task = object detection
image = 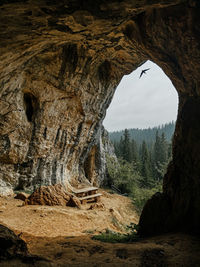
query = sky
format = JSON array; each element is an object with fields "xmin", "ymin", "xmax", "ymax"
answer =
[{"xmin": 103, "ymin": 60, "xmax": 178, "ymax": 132}]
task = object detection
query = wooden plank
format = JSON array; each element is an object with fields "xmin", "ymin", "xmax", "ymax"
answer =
[
  {"xmin": 74, "ymin": 186, "xmax": 98, "ymax": 194},
  {"xmin": 78, "ymin": 193, "xmax": 102, "ymax": 201}
]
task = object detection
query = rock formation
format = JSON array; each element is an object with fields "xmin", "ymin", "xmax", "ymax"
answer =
[
  {"xmin": 84, "ymin": 125, "xmax": 118, "ymax": 186},
  {"xmin": 27, "ymin": 184, "xmax": 71, "ymax": 206},
  {"xmin": 0, "ymin": 0, "xmax": 200, "ymax": 235},
  {"xmin": 15, "ymin": 192, "xmax": 30, "ymax": 201},
  {"xmin": 26, "ymin": 184, "xmax": 81, "ymax": 208},
  {"xmin": 0, "ymin": 224, "xmax": 47, "ymax": 264},
  {"xmin": 0, "ymin": 224, "xmax": 28, "ymax": 261}
]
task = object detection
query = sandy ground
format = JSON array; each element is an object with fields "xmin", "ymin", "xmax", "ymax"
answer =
[
  {"xmin": 0, "ymin": 190, "xmax": 200, "ymax": 266},
  {"xmin": 0, "ymin": 190, "xmax": 138, "ymax": 237}
]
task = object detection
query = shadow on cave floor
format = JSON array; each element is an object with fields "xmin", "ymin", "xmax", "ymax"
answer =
[
  {"xmin": 0, "ymin": 194, "xmax": 200, "ymax": 266},
  {"xmin": 3, "ymin": 232, "xmax": 199, "ymax": 267}
]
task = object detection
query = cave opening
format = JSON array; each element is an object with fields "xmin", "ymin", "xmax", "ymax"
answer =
[
  {"xmin": 103, "ymin": 60, "xmax": 178, "ymax": 213},
  {"xmin": 23, "ymin": 92, "xmax": 38, "ymax": 122},
  {"xmin": 84, "ymin": 145, "xmax": 98, "ymax": 185}
]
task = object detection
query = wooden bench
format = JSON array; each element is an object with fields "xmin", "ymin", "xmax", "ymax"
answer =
[
  {"xmin": 67, "ymin": 184, "xmax": 101, "ymax": 204},
  {"xmin": 74, "ymin": 187, "xmax": 98, "ymax": 198},
  {"xmin": 78, "ymin": 193, "xmax": 102, "ymax": 204}
]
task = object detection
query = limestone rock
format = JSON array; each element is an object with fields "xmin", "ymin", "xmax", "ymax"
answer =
[
  {"xmin": 0, "ymin": 224, "xmax": 49, "ymax": 264},
  {"xmin": 138, "ymin": 192, "xmax": 172, "ymax": 236},
  {"xmin": 27, "ymin": 184, "xmax": 70, "ymax": 206},
  {"xmin": 0, "ymin": 179, "xmax": 14, "ymax": 197},
  {"xmin": 84, "ymin": 125, "xmax": 118, "ymax": 186},
  {"xmin": 0, "ymin": 224, "xmax": 28, "ymax": 260},
  {"xmin": 15, "ymin": 192, "xmax": 30, "ymax": 201}
]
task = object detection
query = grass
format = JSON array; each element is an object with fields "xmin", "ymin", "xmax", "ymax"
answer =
[{"xmin": 92, "ymin": 225, "xmax": 140, "ymax": 243}]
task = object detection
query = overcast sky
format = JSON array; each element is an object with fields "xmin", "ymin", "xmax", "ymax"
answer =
[{"xmin": 103, "ymin": 60, "xmax": 178, "ymax": 132}]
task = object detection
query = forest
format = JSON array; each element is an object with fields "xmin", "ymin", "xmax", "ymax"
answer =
[
  {"xmin": 109, "ymin": 121, "xmax": 175, "ymax": 144},
  {"xmin": 106, "ymin": 122, "xmax": 175, "ymax": 213}
]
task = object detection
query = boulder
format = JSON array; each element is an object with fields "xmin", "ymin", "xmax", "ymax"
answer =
[
  {"xmin": 27, "ymin": 184, "xmax": 70, "ymax": 206},
  {"xmin": 0, "ymin": 224, "xmax": 49, "ymax": 264},
  {"xmin": 15, "ymin": 192, "xmax": 29, "ymax": 201},
  {"xmin": 67, "ymin": 196, "xmax": 82, "ymax": 209},
  {"xmin": 0, "ymin": 224, "xmax": 28, "ymax": 260},
  {"xmin": 138, "ymin": 192, "xmax": 172, "ymax": 236}
]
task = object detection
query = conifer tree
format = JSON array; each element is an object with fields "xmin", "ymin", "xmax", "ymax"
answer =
[
  {"xmin": 130, "ymin": 139, "xmax": 138, "ymax": 163},
  {"xmin": 140, "ymin": 141, "xmax": 152, "ymax": 187},
  {"xmin": 122, "ymin": 129, "xmax": 132, "ymax": 163},
  {"xmin": 160, "ymin": 132, "xmax": 167, "ymax": 163}
]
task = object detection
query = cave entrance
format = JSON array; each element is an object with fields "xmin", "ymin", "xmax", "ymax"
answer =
[
  {"xmin": 23, "ymin": 92, "xmax": 38, "ymax": 122},
  {"xmin": 103, "ymin": 60, "xmax": 178, "ymax": 211},
  {"xmin": 84, "ymin": 145, "xmax": 98, "ymax": 186}
]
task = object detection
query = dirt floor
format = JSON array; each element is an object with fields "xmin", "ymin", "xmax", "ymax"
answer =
[{"xmin": 0, "ymin": 190, "xmax": 200, "ymax": 266}]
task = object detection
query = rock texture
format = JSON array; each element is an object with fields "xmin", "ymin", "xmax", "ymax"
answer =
[
  {"xmin": 0, "ymin": 0, "xmax": 200, "ymax": 235},
  {"xmin": 84, "ymin": 125, "xmax": 118, "ymax": 186},
  {"xmin": 0, "ymin": 224, "xmax": 46, "ymax": 264},
  {"xmin": 15, "ymin": 192, "xmax": 30, "ymax": 201},
  {"xmin": 0, "ymin": 224, "xmax": 28, "ymax": 260},
  {"xmin": 27, "ymin": 184, "xmax": 70, "ymax": 206}
]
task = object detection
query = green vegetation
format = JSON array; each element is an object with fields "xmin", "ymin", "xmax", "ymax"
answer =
[
  {"xmin": 92, "ymin": 225, "xmax": 139, "ymax": 243},
  {"xmin": 106, "ymin": 125, "xmax": 174, "ymax": 213}
]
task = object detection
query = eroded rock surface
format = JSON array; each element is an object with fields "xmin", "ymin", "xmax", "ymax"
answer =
[
  {"xmin": 0, "ymin": 0, "xmax": 200, "ymax": 235},
  {"xmin": 0, "ymin": 224, "xmax": 47, "ymax": 265},
  {"xmin": 84, "ymin": 126, "xmax": 118, "ymax": 186},
  {"xmin": 0, "ymin": 224, "xmax": 28, "ymax": 260},
  {"xmin": 27, "ymin": 184, "xmax": 70, "ymax": 206}
]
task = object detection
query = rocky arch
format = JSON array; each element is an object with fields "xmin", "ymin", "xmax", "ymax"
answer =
[{"xmin": 0, "ymin": 0, "xmax": 199, "ymax": 235}]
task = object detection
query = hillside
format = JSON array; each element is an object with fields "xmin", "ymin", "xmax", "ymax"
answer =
[{"xmin": 109, "ymin": 122, "xmax": 175, "ymax": 144}]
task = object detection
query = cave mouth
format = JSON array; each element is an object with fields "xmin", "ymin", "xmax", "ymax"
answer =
[
  {"xmin": 103, "ymin": 60, "xmax": 178, "ymax": 213},
  {"xmin": 84, "ymin": 145, "xmax": 98, "ymax": 185},
  {"xmin": 23, "ymin": 92, "xmax": 38, "ymax": 122}
]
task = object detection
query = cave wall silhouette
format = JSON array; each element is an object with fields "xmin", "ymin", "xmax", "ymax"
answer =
[{"xmin": 0, "ymin": 0, "xmax": 199, "ymax": 235}]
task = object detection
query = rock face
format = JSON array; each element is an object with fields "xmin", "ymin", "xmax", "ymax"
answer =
[
  {"xmin": 98, "ymin": 126, "xmax": 118, "ymax": 186},
  {"xmin": 84, "ymin": 125, "xmax": 118, "ymax": 186},
  {"xmin": 0, "ymin": 0, "xmax": 200, "ymax": 235}
]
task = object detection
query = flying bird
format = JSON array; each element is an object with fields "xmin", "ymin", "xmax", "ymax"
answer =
[{"xmin": 139, "ymin": 68, "xmax": 150, "ymax": 78}]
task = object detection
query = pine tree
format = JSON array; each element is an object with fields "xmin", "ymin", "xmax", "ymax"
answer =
[
  {"xmin": 154, "ymin": 131, "xmax": 161, "ymax": 165},
  {"xmin": 122, "ymin": 129, "xmax": 132, "ymax": 163},
  {"xmin": 160, "ymin": 132, "xmax": 167, "ymax": 163},
  {"xmin": 130, "ymin": 139, "xmax": 138, "ymax": 162},
  {"xmin": 153, "ymin": 131, "xmax": 169, "ymax": 180},
  {"xmin": 140, "ymin": 141, "xmax": 152, "ymax": 187},
  {"xmin": 118, "ymin": 136, "xmax": 124, "ymax": 158}
]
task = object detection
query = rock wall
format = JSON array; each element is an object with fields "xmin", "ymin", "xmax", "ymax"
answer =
[
  {"xmin": 0, "ymin": 0, "xmax": 200, "ymax": 234},
  {"xmin": 94, "ymin": 126, "xmax": 118, "ymax": 186}
]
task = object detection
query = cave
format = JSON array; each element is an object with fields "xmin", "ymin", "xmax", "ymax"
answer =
[
  {"xmin": 23, "ymin": 93, "xmax": 37, "ymax": 122},
  {"xmin": 0, "ymin": 0, "xmax": 200, "ymax": 238},
  {"xmin": 84, "ymin": 145, "xmax": 98, "ymax": 185}
]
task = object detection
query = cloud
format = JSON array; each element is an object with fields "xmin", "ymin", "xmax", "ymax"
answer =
[{"xmin": 103, "ymin": 60, "xmax": 178, "ymax": 131}]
